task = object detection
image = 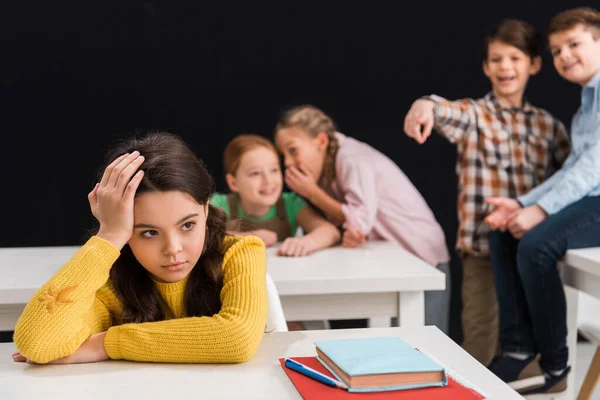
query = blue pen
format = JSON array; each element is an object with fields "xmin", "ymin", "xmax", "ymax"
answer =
[{"xmin": 284, "ymin": 358, "xmax": 348, "ymax": 390}]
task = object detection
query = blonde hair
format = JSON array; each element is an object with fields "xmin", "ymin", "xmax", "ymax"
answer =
[
  {"xmin": 223, "ymin": 134, "xmax": 278, "ymax": 176},
  {"xmin": 275, "ymin": 105, "xmax": 339, "ymax": 187},
  {"xmin": 548, "ymin": 7, "xmax": 600, "ymax": 38}
]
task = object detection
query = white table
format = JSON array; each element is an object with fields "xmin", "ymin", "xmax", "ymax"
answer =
[
  {"xmin": 0, "ymin": 241, "xmax": 446, "ymax": 331},
  {"xmin": 266, "ymin": 241, "xmax": 445, "ymax": 327},
  {"xmin": 558, "ymin": 249, "xmax": 600, "ymax": 400},
  {"xmin": 562, "ymin": 248, "xmax": 600, "ymax": 299},
  {"xmin": 0, "ymin": 326, "xmax": 521, "ymax": 399}
]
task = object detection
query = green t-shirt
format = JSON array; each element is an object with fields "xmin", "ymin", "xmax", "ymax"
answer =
[{"xmin": 210, "ymin": 192, "xmax": 306, "ymax": 237}]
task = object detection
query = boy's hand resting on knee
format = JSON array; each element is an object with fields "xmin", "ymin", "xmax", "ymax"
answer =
[
  {"xmin": 404, "ymin": 99, "xmax": 436, "ymax": 144},
  {"xmin": 507, "ymin": 205, "xmax": 548, "ymax": 239},
  {"xmin": 342, "ymin": 226, "xmax": 366, "ymax": 248},
  {"xmin": 12, "ymin": 332, "xmax": 109, "ymax": 365},
  {"xmin": 276, "ymin": 237, "xmax": 316, "ymax": 257},
  {"xmin": 485, "ymin": 197, "xmax": 547, "ymax": 238},
  {"xmin": 484, "ymin": 197, "xmax": 522, "ymax": 230}
]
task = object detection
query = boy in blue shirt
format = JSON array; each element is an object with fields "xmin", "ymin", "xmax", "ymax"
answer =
[{"xmin": 484, "ymin": 7, "xmax": 600, "ymax": 396}]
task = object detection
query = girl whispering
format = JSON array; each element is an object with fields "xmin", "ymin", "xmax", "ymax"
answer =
[
  {"xmin": 274, "ymin": 105, "xmax": 451, "ymax": 332},
  {"xmin": 211, "ymin": 134, "xmax": 340, "ymax": 257}
]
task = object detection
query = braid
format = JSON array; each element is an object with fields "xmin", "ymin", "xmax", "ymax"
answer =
[
  {"xmin": 320, "ymin": 134, "xmax": 339, "ymax": 188},
  {"xmin": 275, "ymin": 104, "xmax": 339, "ymax": 187}
]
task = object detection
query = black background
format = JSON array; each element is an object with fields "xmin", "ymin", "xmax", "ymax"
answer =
[{"xmin": 0, "ymin": 1, "xmax": 586, "ymax": 342}]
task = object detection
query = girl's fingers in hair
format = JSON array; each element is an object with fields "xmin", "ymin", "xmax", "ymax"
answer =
[
  {"xmin": 99, "ymin": 153, "xmax": 129, "ymax": 188},
  {"xmin": 123, "ymin": 170, "xmax": 145, "ymax": 204},
  {"xmin": 114, "ymin": 154, "xmax": 145, "ymax": 193},
  {"xmin": 107, "ymin": 151, "xmax": 140, "ymax": 188}
]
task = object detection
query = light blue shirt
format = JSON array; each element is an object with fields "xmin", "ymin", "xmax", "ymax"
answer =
[{"xmin": 519, "ymin": 70, "xmax": 600, "ymax": 214}]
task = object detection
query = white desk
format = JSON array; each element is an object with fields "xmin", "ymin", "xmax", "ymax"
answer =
[
  {"xmin": 0, "ymin": 241, "xmax": 445, "ymax": 331},
  {"xmin": 266, "ymin": 241, "xmax": 445, "ymax": 327},
  {"xmin": 0, "ymin": 326, "xmax": 521, "ymax": 400},
  {"xmin": 558, "ymin": 248, "xmax": 600, "ymax": 400}
]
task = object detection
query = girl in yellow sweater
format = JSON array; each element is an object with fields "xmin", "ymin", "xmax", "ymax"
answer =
[{"xmin": 12, "ymin": 132, "xmax": 268, "ymax": 365}]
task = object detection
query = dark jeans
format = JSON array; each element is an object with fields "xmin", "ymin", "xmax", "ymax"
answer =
[{"xmin": 489, "ymin": 195, "xmax": 600, "ymax": 371}]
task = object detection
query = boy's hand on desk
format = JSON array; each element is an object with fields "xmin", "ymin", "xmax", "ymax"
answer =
[
  {"xmin": 342, "ymin": 227, "xmax": 366, "ymax": 248},
  {"xmin": 277, "ymin": 237, "xmax": 316, "ymax": 257},
  {"xmin": 484, "ymin": 197, "xmax": 522, "ymax": 230},
  {"xmin": 404, "ymin": 99, "xmax": 435, "ymax": 144},
  {"xmin": 12, "ymin": 332, "xmax": 109, "ymax": 365},
  {"xmin": 507, "ymin": 205, "xmax": 547, "ymax": 239}
]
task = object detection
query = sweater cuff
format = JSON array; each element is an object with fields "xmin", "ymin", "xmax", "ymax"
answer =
[
  {"xmin": 340, "ymin": 204, "xmax": 370, "ymax": 233},
  {"xmin": 536, "ymin": 197, "xmax": 559, "ymax": 215},
  {"xmin": 104, "ymin": 326, "xmax": 122, "ymax": 360},
  {"xmin": 88, "ymin": 234, "xmax": 120, "ymax": 254},
  {"xmin": 517, "ymin": 193, "xmax": 536, "ymax": 208}
]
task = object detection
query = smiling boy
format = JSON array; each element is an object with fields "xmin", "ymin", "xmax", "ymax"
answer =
[
  {"xmin": 484, "ymin": 7, "xmax": 600, "ymax": 395},
  {"xmin": 403, "ymin": 19, "xmax": 570, "ymax": 366}
]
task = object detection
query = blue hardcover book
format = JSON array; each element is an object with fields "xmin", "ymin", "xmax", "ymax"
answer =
[{"xmin": 314, "ymin": 337, "xmax": 448, "ymax": 393}]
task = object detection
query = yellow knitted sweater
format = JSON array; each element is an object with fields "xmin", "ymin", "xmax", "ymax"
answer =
[{"xmin": 14, "ymin": 235, "xmax": 268, "ymax": 364}]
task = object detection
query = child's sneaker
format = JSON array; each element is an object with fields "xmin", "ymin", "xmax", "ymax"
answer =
[
  {"xmin": 487, "ymin": 354, "xmax": 545, "ymax": 392},
  {"xmin": 520, "ymin": 366, "xmax": 570, "ymax": 397}
]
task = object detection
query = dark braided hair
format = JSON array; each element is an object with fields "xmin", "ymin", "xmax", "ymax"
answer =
[{"xmin": 275, "ymin": 105, "xmax": 339, "ymax": 188}]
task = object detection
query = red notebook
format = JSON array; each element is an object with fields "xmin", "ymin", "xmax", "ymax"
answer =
[{"xmin": 279, "ymin": 357, "xmax": 485, "ymax": 399}]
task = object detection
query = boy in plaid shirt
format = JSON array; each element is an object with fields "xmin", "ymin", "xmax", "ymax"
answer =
[{"xmin": 403, "ymin": 19, "xmax": 570, "ymax": 367}]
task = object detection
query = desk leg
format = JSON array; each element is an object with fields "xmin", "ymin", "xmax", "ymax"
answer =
[
  {"xmin": 398, "ymin": 291, "xmax": 425, "ymax": 327},
  {"xmin": 565, "ymin": 286, "xmax": 578, "ymax": 400}
]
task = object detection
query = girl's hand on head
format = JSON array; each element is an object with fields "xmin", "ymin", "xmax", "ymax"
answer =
[
  {"xmin": 404, "ymin": 99, "xmax": 435, "ymax": 145},
  {"xmin": 342, "ymin": 227, "xmax": 366, "ymax": 248},
  {"xmin": 252, "ymin": 229, "xmax": 278, "ymax": 247},
  {"xmin": 90, "ymin": 151, "xmax": 145, "ymax": 249},
  {"xmin": 276, "ymin": 237, "xmax": 316, "ymax": 257},
  {"xmin": 285, "ymin": 164, "xmax": 319, "ymax": 199}
]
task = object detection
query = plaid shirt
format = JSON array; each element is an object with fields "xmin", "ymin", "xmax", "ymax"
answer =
[{"xmin": 428, "ymin": 92, "xmax": 570, "ymax": 256}]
